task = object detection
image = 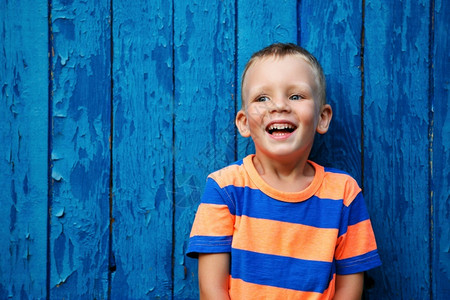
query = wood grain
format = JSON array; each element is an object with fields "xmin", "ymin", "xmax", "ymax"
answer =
[
  {"xmin": 364, "ymin": 0, "xmax": 431, "ymax": 298},
  {"xmin": 173, "ymin": 1, "xmax": 236, "ymax": 298},
  {"xmin": 432, "ymin": 0, "xmax": 450, "ymax": 298},
  {"xmin": 111, "ymin": 0, "xmax": 174, "ymax": 298},
  {"xmin": 50, "ymin": 0, "xmax": 111, "ymax": 297},
  {"xmin": 0, "ymin": 1, "xmax": 48, "ymax": 298}
]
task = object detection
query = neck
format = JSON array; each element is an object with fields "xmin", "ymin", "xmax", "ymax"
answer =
[{"xmin": 252, "ymin": 152, "xmax": 315, "ymax": 192}]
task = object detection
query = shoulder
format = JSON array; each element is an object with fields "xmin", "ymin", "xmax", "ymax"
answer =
[
  {"xmin": 323, "ymin": 166, "xmax": 359, "ymax": 187},
  {"xmin": 200, "ymin": 159, "xmax": 248, "ymax": 212},
  {"xmin": 313, "ymin": 163, "xmax": 362, "ymax": 206},
  {"xmin": 208, "ymin": 158, "xmax": 247, "ymax": 189}
]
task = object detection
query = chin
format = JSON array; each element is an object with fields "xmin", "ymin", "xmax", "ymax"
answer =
[
  {"xmin": 257, "ymin": 143, "xmax": 313, "ymax": 160},
  {"xmin": 259, "ymin": 148, "xmax": 302, "ymax": 160}
]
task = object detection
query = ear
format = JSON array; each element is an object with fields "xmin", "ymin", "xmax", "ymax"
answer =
[
  {"xmin": 316, "ymin": 104, "xmax": 332, "ymax": 134},
  {"xmin": 235, "ymin": 110, "xmax": 251, "ymax": 138}
]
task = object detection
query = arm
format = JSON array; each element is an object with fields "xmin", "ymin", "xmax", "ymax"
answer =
[
  {"xmin": 334, "ymin": 272, "xmax": 364, "ymax": 300},
  {"xmin": 198, "ymin": 253, "xmax": 230, "ymax": 300}
]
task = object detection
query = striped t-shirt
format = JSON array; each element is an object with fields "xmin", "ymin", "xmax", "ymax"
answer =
[{"xmin": 187, "ymin": 155, "xmax": 381, "ymax": 299}]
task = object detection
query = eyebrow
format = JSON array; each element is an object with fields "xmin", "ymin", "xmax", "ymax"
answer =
[{"xmin": 247, "ymin": 82, "xmax": 314, "ymax": 95}]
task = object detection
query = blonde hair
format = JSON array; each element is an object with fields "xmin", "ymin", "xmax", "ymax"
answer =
[{"xmin": 241, "ymin": 43, "xmax": 326, "ymax": 108}]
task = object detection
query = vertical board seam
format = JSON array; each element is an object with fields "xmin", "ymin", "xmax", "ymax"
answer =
[
  {"xmin": 428, "ymin": 0, "xmax": 435, "ymax": 297},
  {"xmin": 296, "ymin": 0, "xmax": 302, "ymax": 45},
  {"xmin": 360, "ymin": 0, "xmax": 366, "ymax": 192},
  {"xmin": 234, "ymin": 0, "xmax": 238, "ymax": 161},
  {"xmin": 171, "ymin": 0, "xmax": 176, "ymax": 297},
  {"xmin": 108, "ymin": 0, "xmax": 115, "ymax": 298},
  {"xmin": 360, "ymin": 1, "xmax": 366, "ymax": 297},
  {"xmin": 47, "ymin": 0, "xmax": 54, "ymax": 298}
]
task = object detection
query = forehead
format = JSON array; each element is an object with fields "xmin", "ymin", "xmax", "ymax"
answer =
[{"xmin": 242, "ymin": 54, "xmax": 318, "ymax": 91}]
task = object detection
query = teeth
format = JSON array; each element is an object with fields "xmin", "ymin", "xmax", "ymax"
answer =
[{"xmin": 268, "ymin": 124, "xmax": 295, "ymax": 131}]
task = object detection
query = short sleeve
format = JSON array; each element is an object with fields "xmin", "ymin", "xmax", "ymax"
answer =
[
  {"xmin": 186, "ymin": 177, "xmax": 235, "ymax": 258},
  {"xmin": 335, "ymin": 190, "xmax": 382, "ymax": 275}
]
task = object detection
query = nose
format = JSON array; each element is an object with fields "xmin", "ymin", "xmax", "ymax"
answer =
[{"xmin": 269, "ymin": 96, "xmax": 291, "ymax": 113}]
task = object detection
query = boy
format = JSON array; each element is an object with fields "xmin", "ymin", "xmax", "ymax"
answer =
[{"xmin": 187, "ymin": 43, "xmax": 381, "ymax": 299}]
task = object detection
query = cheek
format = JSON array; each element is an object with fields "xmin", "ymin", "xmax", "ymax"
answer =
[
  {"xmin": 247, "ymin": 115, "xmax": 263, "ymax": 132},
  {"xmin": 297, "ymin": 105, "xmax": 318, "ymax": 126},
  {"xmin": 246, "ymin": 107, "xmax": 265, "ymax": 126}
]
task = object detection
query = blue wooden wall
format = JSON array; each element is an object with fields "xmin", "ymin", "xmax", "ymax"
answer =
[{"xmin": 0, "ymin": 0, "xmax": 448, "ymax": 299}]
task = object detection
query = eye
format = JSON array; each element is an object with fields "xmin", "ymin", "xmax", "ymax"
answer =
[
  {"xmin": 290, "ymin": 94, "xmax": 302, "ymax": 101},
  {"xmin": 256, "ymin": 96, "xmax": 269, "ymax": 102}
]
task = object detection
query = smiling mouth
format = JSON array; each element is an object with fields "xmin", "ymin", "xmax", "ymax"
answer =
[{"xmin": 266, "ymin": 123, "xmax": 297, "ymax": 135}]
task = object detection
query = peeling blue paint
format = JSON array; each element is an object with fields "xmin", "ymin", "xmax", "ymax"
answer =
[
  {"xmin": 111, "ymin": 0, "xmax": 174, "ymax": 298},
  {"xmin": 151, "ymin": 44, "xmax": 173, "ymax": 93},
  {"xmin": 53, "ymin": 18, "xmax": 75, "ymax": 41},
  {"xmin": 49, "ymin": 0, "xmax": 111, "ymax": 298},
  {"xmin": 9, "ymin": 205, "xmax": 17, "ymax": 233},
  {"xmin": 432, "ymin": 0, "xmax": 450, "ymax": 297},
  {"xmin": 55, "ymin": 207, "xmax": 64, "ymax": 218},
  {"xmin": 54, "ymin": 231, "xmax": 66, "ymax": 276},
  {"xmin": 22, "ymin": 175, "xmax": 28, "ymax": 194},
  {"xmin": 173, "ymin": 1, "xmax": 239, "ymax": 298},
  {"xmin": 364, "ymin": 0, "xmax": 434, "ymax": 297}
]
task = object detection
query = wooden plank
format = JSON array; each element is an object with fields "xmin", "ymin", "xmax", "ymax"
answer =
[
  {"xmin": 110, "ymin": 0, "xmax": 174, "ymax": 298},
  {"xmin": 237, "ymin": 0, "xmax": 298, "ymax": 158},
  {"xmin": 363, "ymin": 0, "xmax": 431, "ymax": 298},
  {"xmin": 299, "ymin": 0, "xmax": 363, "ymax": 182},
  {"xmin": 0, "ymin": 1, "xmax": 48, "ymax": 298},
  {"xmin": 49, "ymin": 1, "xmax": 111, "ymax": 298},
  {"xmin": 432, "ymin": 0, "xmax": 450, "ymax": 298},
  {"xmin": 173, "ymin": 1, "xmax": 236, "ymax": 298}
]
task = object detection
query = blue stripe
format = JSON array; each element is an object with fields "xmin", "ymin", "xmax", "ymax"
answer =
[
  {"xmin": 231, "ymin": 248, "xmax": 333, "ymax": 293},
  {"xmin": 200, "ymin": 178, "xmax": 236, "ymax": 215},
  {"xmin": 230, "ymin": 159, "xmax": 244, "ymax": 166},
  {"xmin": 339, "ymin": 192, "xmax": 370, "ymax": 236},
  {"xmin": 336, "ymin": 249, "xmax": 382, "ymax": 275},
  {"xmin": 347, "ymin": 192, "xmax": 369, "ymax": 225},
  {"xmin": 186, "ymin": 235, "xmax": 233, "ymax": 258},
  {"xmin": 224, "ymin": 186, "xmax": 344, "ymax": 228},
  {"xmin": 324, "ymin": 167, "xmax": 351, "ymax": 175}
]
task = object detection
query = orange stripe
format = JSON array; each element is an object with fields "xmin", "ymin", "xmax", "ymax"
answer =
[
  {"xmin": 189, "ymin": 203, "xmax": 235, "ymax": 237},
  {"xmin": 229, "ymin": 275, "xmax": 335, "ymax": 299},
  {"xmin": 317, "ymin": 173, "xmax": 361, "ymax": 204},
  {"xmin": 335, "ymin": 219, "xmax": 377, "ymax": 260},
  {"xmin": 232, "ymin": 215, "xmax": 338, "ymax": 262},
  {"xmin": 209, "ymin": 164, "xmax": 260, "ymax": 190}
]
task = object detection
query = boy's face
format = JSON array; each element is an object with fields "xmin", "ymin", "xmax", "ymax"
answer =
[{"xmin": 236, "ymin": 54, "xmax": 331, "ymax": 161}]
